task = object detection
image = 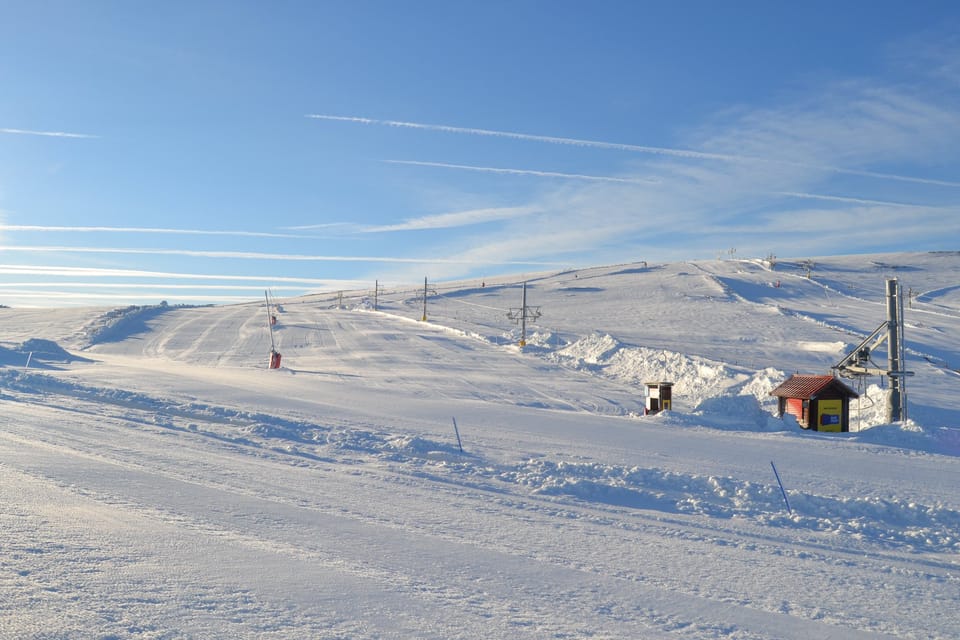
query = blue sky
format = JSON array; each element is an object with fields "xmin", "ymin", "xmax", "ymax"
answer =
[{"xmin": 2, "ymin": 1, "xmax": 959, "ymax": 307}]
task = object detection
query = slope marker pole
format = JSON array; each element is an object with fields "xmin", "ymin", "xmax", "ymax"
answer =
[
  {"xmin": 770, "ymin": 461, "xmax": 792, "ymax": 514},
  {"xmin": 452, "ymin": 417, "xmax": 463, "ymax": 453}
]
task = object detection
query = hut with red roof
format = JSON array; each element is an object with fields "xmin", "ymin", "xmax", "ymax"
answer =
[{"xmin": 769, "ymin": 374, "xmax": 859, "ymax": 432}]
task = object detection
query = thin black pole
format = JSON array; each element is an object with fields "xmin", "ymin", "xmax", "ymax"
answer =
[
  {"xmin": 452, "ymin": 417, "xmax": 463, "ymax": 453},
  {"xmin": 770, "ymin": 461, "xmax": 792, "ymax": 514}
]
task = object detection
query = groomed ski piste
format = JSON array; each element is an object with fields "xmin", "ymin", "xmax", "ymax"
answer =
[{"xmin": 1, "ymin": 251, "xmax": 959, "ymax": 639}]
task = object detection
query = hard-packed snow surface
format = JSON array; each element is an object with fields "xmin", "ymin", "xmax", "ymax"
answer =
[{"xmin": 1, "ymin": 252, "xmax": 959, "ymax": 639}]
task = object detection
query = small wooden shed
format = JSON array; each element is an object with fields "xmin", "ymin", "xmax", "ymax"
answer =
[
  {"xmin": 769, "ymin": 374, "xmax": 859, "ymax": 432},
  {"xmin": 644, "ymin": 381, "xmax": 673, "ymax": 415}
]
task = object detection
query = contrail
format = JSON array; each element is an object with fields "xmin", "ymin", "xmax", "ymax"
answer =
[
  {"xmin": 814, "ymin": 167, "xmax": 960, "ymax": 188},
  {"xmin": 0, "ymin": 264, "xmax": 340, "ymax": 285},
  {"xmin": 384, "ymin": 159, "xmax": 660, "ymax": 184},
  {"xmin": 0, "ymin": 286, "xmax": 263, "ymax": 309},
  {"xmin": 307, "ymin": 114, "xmax": 960, "ymax": 188},
  {"xmin": 282, "ymin": 222, "xmax": 357, "ymax": 232},
  {"xmin": 0, "ymin": 224, "xmax": 308, "ymax": 239},
  {"xmin": 0, "ymin": 290, "xmax": 257, "ymax": 304},
  {"xmin": 385, "ymin": 161, "xmax": 951, "ymax": 206},
  {"xmin": 0, "ymin": 282, "xmax": 306, "ymax": 291},
  {"xmin": 308, "ymin": 114, "xmax": 739, "ymax": 161},
  {"xmin": 0, "ymin": 245, "xmax": 565, "ymax": 266},
  {"xmin": 776, "ymin": 191, "xmax": 946, "ymax": 208},
  {"xmin": 1, "ymin": 127, "xmax": 98, "ymax": 138}
]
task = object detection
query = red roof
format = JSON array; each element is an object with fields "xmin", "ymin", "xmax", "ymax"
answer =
[{"xmin": 769, "ymin": 374, "xmax": 858, "ymax": 399}]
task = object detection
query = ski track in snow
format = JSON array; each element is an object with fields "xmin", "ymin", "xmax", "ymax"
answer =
[
  {"xmin": 4, "ymin": 368, "xmax": 958, "ymax": 558},
  {"xmin": 0, "ymin": 379, "xmax": 947, "ymax": 640}
]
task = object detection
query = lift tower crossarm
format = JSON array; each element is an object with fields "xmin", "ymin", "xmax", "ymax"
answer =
[{"xmin": 833, "ymin": 322, "xmax": 889, "ymax": 377}]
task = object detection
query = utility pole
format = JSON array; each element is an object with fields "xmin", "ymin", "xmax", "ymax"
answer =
[
  {"xmin": 374, "ymin": 280, "xmax": 378, "ymax": 311},
  {"xmin": 507, "ymin": 282, "xmax": 542, "ymax": 347},
  {"xmin": 833, "ymin": 278, "xmax": 912, "ymax": 422},
  {"xmin": 418, "ymin": 277, "xmax": 436, "ymax": 321},
  {"xmin": 421, "ymin": 277, "xmax": 428, "ymax": 321}
]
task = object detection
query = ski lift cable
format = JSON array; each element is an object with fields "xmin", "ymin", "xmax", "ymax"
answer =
[{"xmin": 432, "ymin": 290, "xmax": 509, "ymax": 313}]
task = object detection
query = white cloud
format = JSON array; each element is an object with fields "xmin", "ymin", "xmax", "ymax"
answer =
[
  {"xmin": 693, "ymin": 82, "xmax": 960, "ymax": 187},
  {"xmin": 363, "ymin": 206, "xmax": 539, "ymax": 232},
  {"xmin": 756, "ymin": 205, "xmax": 956, "ymax": 237}
]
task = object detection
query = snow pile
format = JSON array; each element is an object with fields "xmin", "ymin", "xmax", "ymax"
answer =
[
  {"xmin": 19, "ymin": 338, "xmax": 78, "ymax": 361},
  {"xmin": 848, "ymin": 383, "xmax": 893, "ymax": 430},
  {"xmin": 385, "ymin": 434, "xmax": 465, "ymax": 461},
  {"xmin": 0, "ymin": 345, "xmax": 31, "ymax": 368},
  {"xmin": 501, "ymin": 457, "xmax": 960, "ymax": 553},
  {"xmin": 72, "ymin": 304, "xmax": 173, "ymax": 347},
  {"xmin": 797, "ymin": 340, "xmax": 846, "ymax": 353},
  {"xmin": 510, "ymin": 329, "xmax": 563, "ymax": 350},
  {"xmin": 0, "ymin": 338, "xmax": 90, "ymax": 369},
  {"xmin": 551, "ymin": 332, "xmax": 748, "ymax": 410},
  {"xmin": 688, "ymin": 367, "xmax": 790, "ymax": 430},
  {"xmin": 735, "ymin": 366, "xmax": 787, "ymax": 406}
]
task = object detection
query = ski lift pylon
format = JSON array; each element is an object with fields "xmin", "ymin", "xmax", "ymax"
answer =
[{"xmin": 265, "ymin": 290, "xmax": 281, "ymax": 369}]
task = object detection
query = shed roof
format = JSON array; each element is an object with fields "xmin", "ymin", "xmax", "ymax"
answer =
[{"xmin": 769, "ymin": 374, "xmax": 859, "ymax": 399}]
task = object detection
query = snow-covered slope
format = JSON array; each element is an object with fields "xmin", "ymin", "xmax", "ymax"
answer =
[{"xmin": 1, "ymin": 252, "xmax": 958, "ymax": 638}]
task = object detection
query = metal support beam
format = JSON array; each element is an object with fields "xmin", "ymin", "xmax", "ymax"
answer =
[
  {"xmin": 833, "ymin": 278, "xmax": 911, "ymax": 422},
  {"xmin": 886, "ymin": 278, "xmax": 905, "ymax": 422}
]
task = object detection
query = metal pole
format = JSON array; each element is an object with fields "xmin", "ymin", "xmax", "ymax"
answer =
[
  {"xmin": 452, "ymin": 417, "xmax": 463, "ymax": 453},
  {"xmin": 886, "ymin": 278, "xmax": 903, "ymax": 422},
  {"xmin": 520, "ymin": 282, "xmax": 527, "ymax": 347},
  {"xmin": 770, "ymin": 461, "xmax": 792, "ymax": 514},
  {"xmin": 422, "ymin": 277, "xmax": 428, "ymax": 321},
  {"xmin": 899, "ymin": 278, "xmax": 908, "ymax": 422}
]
